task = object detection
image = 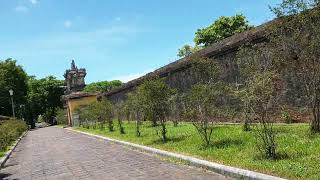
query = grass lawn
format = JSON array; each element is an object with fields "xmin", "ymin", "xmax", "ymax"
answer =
[{"xmin": 75, "ymin": 122, "xmax": 320, "ymax": 179}]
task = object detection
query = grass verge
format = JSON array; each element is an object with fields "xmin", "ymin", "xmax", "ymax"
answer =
[{"xmin": 75, "ymin": 122, "xmax": 320, "ymax": 179}]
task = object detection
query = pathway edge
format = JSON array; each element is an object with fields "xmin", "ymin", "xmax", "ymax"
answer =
[
  {"xmin": 64, "ymin": 127, "xmax": 286, "ymax": 180},
  {"xmin": 0, "ymin": 131, "xmax": 28, "ymax": 168}
]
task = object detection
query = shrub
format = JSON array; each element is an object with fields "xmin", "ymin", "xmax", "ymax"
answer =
[
  {"xmin": 56, "ymin": 108, "xmax": 68, "ymax": 125},
  {"xmin": 77, "ymin": 99, "xmax": 113, "ymax": 131},
  {"xmin": 281, "ymin": 110, "xmax": 292, "ymax": 124},
  {"xmin": 184, "ymin": 57, "xmax": 236, "ymax": 146},
  {"xmin": 114, "ymin": 103, "xmax": 125, "ymax": 134},
  {"xmin": 0, "ymin": 119, "xmax": 28, "ymax": 152},
  {"xmin": 125, "ymin": 92, "xmax": 142, "ymax": 137},
  {"xmin": 136, "ymin": 78, "xmax": 176, "ymax": 143}
]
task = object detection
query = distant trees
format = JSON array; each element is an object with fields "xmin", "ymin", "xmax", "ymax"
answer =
[
  {"xmin": 177, "ymin": 45, "xmax": 202, "ymax": 58},
  {"xmin": 194, "ymin": 14, "xmax": 252, "ymax": 47},
  {"xmin": 26, "ymin": 76, "xmax": 64, "ymax": 125},
  {"xmin": 0, "ymin": 59, "xmax": 65, "ymax": 127},
  {"xmin": 270, "ymin": 0, "xmax": 319, "ymax": 17},
  {"xmin": 177, "ymin": 14, "xmax": 251, "ymax": 58},
  {"xmin": 83, "ymin": 80, "xmax": 122, "ymax": 93}
]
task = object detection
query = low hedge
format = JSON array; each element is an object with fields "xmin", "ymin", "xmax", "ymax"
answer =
[{"xmin": 0, "ymin": 119, "xmax": 28, "ymax": 152}]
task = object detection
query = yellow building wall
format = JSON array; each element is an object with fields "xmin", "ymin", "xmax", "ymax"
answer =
[{"xmin": 67, "ymin": 95, "xmax": 97, "ymax": 126}]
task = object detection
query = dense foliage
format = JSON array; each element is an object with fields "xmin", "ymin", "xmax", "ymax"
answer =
[
  {"xmin": 0, "ymin": 120, "xmax": 28, "ymax": 153},
  {"xmin": 0, "ymin": 59, "xmax": 28, "ymax": 117},
  {"xmin": 0, "ymin": 59, "xmax": 65, "ymax": 127},
  {"xmin": 56, "ymin": 108, "xmax": 68, "ymax": 125},
  {"xmin": 82, "ymin": 80, "xmax": 122, "ymax": 93},
  {"xmin": 177, "ymin": 14, "xmax": 251, "ymax": 58},
  {"xmin": 26, "ymin": 76, "xmax": 64, "ymax": 125},
  {"xmin": 194, "ymin": 14, "xmax": 252, "ymax": 47},
  {"xmin": 270, "ymin": 0, "xmax": 319, "ymax": 17},
  {"xmin": 177, "ymin": 44, "xmax": 202, "ymax": 58}
]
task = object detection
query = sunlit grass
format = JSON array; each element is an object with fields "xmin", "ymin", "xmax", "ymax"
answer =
[{"xmin": 75, "ymin": 122, "xmax": 320, "ymax": 179}]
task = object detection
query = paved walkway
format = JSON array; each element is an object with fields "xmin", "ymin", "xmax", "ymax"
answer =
[{"xmin": 0, "ymin": 127, "xmax": 229, "ymax": 180}]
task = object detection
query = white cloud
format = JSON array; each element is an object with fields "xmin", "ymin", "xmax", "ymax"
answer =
[
  {"xmin": 29, "ymin": 0, "xmax": 38, "ymax": 5},
  {"xmin": 64, "ymin": 20, "xmax": 72, "ymax": 28},
  {"xmin": 14, "ymin": 6, "xmax": 28, "ymax": 12},
  {"xmin": 109, "ymin": 69, "xmax": 154, "ymax": 83}
]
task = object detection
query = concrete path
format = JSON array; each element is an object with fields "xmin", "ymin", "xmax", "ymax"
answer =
[{"xmin": 0, "ymin": 126, "xmax": 229, "ymax": 180}]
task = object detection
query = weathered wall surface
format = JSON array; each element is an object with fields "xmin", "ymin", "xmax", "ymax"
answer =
[{"xmin": 104, "ymin": 20, "xmax": 271, "ymax": 103}]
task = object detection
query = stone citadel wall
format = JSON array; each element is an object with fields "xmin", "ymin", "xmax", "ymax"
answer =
[{"xmin": 104, "ymin": 20, "xmax": 274, "ymax": 103}]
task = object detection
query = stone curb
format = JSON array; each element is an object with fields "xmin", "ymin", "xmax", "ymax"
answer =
[
  {"xmin": 64, "ymin": 127, "xmax": 286, "ymax": 180},
  {"xmin": 0, "ymin": 131, "xmax": 28, "ymax": 168}
]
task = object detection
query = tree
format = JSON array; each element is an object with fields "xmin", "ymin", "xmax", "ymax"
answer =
[
  {"xmin": 125, "ymin": 91, "xmax": 143, "ymax": 137},
  {"xmin": 136, "ymin": 78, "xmax": 176, "ymax": 142},
  {"xmin": 177, "ymin": 44, "xmax": 202, "ymax": 58},
  {"xmin": 114, "ymin": 102, "xmax": 125, "ymax": 134},
  {"xmin": 77, "ymin": 99, "xmax": 113, "ymax": 130},
  {"xmin": 0, "ymin": 59, "xmax": 28, "ymax": 117},
  {"xmin": 184, "ymin": 57, "xmax": 235, "ymax": 146},
  {"xmin": 82, "ymin": 80, "xmax": 122, "ymax": 93},
  {"xmin": 194, "ymin": 14, "xmax": 252, "ymax": 47},
  {"xmin": 26, "ymin": 76, "xmax": 64, "ymax": 125},
  {"xmin": 237, "ymin": 43, "xmax": 286, "ymax": 159},
  {"xmin": 270, "ymin": 0, "xmax": 319, "ymax": 17}
]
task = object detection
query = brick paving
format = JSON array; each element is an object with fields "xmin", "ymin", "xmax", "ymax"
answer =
[{"xmin": 0, "ymin": 126, "xmax": 230, "ymax": 180}]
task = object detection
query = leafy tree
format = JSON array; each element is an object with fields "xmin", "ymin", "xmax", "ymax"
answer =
[
  {"xmin": 26, "ymin": 76, "xmax": 64, "ymax": 125},
  {"xmin": 194, "ymin": 14, "xmax": 252, "ymax": 47},
  {"xmin": 177, "ymin": 44, "xmax": 202, "ymax": 58},
  {"xmin": 0, "ymin": 59, "xmax": 28, "ymax": 117},
  {"xmin": 270, "ymin": 0, "xmax": 319, "ymax": 17},
  {"xmin": 83, "ymin": 80, "xmax": 122, "ymax": 93}
]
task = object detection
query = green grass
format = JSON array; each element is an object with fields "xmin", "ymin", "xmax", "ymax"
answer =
[{"xmin": 75, "ymin": 122, "xmax": 320, "ymax": 179}]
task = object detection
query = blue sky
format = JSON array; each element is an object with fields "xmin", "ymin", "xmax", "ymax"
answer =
[{"xmin": 0, "ymin": 0, "xmax": 281, "ymax": 83}]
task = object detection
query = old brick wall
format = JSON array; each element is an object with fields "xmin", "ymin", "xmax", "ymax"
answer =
[{"xmin": 104, "ymin": 20, "xmax": 271, "ymax": 103}]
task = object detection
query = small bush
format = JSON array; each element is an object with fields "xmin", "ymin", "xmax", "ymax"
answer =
[
  {"xmin": 281, "ymin": 110, "xmax": 292, "ymax": 124},
  {"xmin": 0, "ymin": 120, "xmax": 28, "ymax": 152},
  {"xmin": 56, "ymin": 108, "xmax": 68, "ymax": 125}
]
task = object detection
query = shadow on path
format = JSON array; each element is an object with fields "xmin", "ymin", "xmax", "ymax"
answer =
[{"xmin": 0, "ymin": 172, "xmax": 12, "ymax": 179}]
